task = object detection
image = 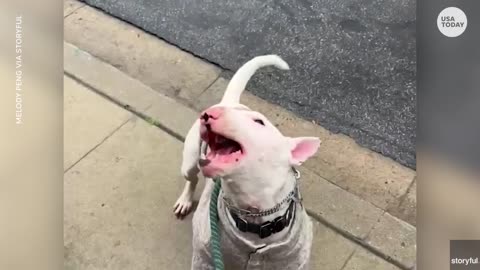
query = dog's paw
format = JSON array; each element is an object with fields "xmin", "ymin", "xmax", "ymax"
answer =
[{"xmin": 173, "ymin": 193, "xmax": 193, "ymax": 219}]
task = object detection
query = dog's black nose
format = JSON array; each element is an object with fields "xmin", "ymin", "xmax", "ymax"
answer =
[{"xmin": 201, "ymin": 113, "xmax": 210, "ymax": 122}]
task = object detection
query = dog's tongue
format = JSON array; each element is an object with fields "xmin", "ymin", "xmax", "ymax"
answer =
[
  {"xmin": 205, "ymin": 131, "xmax": 242, "ymax": 164},
  {"xmin": 209, "ymin": 145, "xmax": 238, "ymax": 163}
]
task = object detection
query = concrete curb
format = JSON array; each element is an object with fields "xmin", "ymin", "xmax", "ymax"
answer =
[
  {"xmin": 64, "ymin": 42, "xmax": 199, "ymax": 139},
  {"xmin": 64, "ymin": 41, "xmax": 416, "ymax": 269}
]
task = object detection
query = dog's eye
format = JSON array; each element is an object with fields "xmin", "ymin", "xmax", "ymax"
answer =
[{"xmin": 254, "ymin": 119, "xmax": 265, "ymax": 126}]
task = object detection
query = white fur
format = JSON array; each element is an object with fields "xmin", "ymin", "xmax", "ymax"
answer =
[
  {"xmin": 174, "ymin": 55, "xmax": 291, "ymax": 217},
  {"xmin": 220, "ymin": 55, "xmax": 289, "ymax": 105},
  {"xmin": 173, "ymin": 55, "xmax": 319, "ymax": 268}
]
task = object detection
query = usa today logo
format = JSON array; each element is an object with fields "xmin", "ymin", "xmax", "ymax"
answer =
[{"xmin": 437, "ymin": 7, "xmax": 467, "ymax": 37}]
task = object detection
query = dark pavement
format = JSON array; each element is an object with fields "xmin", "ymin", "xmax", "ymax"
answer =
[{"xmin": 81, "ymin": 0, "xmax": 416, "ymax": 168}]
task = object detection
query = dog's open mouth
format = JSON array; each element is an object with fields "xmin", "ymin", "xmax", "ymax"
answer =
[{"xmin": 201, "ymin": 129, "xmax": 243, "ymax": 165}]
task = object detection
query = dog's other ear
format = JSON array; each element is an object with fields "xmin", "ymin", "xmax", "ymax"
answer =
[
  {"xmin": 181, "ymin": 119, "xmax": 202, "ymax": 181},
  {"xmin": 288, "ymin": 137, "xmax": 321, "ymax": 165}
]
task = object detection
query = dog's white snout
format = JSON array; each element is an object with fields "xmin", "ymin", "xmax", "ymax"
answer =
[{"xmin": 200, "ymin": 107, "xmax": 224, "ymax": 124}]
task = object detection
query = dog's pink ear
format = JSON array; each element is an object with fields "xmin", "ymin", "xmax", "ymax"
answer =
[{"xmin": 289, "ymin": 137, "xmax": 321, "ymax": 165}]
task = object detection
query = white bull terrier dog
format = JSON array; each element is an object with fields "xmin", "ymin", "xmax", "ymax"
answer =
[{"xmin": 174, "ymin": 55, "xmax": 320, "ymax": 270}]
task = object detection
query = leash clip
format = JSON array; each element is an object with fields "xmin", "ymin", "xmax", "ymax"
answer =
[{"xmin": 292, "ymin": 167, "xmax": 301, "ymax": 180}]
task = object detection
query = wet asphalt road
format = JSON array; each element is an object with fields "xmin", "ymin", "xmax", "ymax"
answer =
[{"xmin": 81, "ymin": 0, "xmax": 416, "ymax": 168}]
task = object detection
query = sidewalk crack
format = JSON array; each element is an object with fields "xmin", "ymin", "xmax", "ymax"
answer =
[
  {"xmin": 339, "ymin": 248, "xmax": 356, "ymax": 270},
  {"xmin": 196, "ymin": 74, "xmax": 222, "ymax": 98},
  {"xmin": 64, "ymin": 117, "xmax": 131, "ymax": 174},
  {"xmin": 64, "ymin": 4, "xmax": 86, "ymax": 19},
  {"xmin": 394, "ymin": 177, "xmax": 416, "ymax": 209},
  {"xmin": 307, "ymin": 209, "xmax": 408, "ymax": 270}
]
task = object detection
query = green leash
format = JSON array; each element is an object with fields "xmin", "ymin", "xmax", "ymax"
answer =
[
  {"xmin": 209, "ymin": 178, "xmax": 224, "ymax": 270},
  {"xmin": 208, "ymin": 169, "xmax": 300, "ymax": 269}
]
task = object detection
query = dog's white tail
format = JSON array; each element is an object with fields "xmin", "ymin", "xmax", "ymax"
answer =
[{"xmin": 220, "ymin": 55, "xmax": 289, "ymax": 105}]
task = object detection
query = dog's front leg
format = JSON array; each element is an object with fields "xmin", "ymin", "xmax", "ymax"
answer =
[{"xmin": 174, "ymin": 119, "xmax": 202, "ymax": 218}]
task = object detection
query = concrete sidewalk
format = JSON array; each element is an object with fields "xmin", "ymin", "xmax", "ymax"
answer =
[
  {"xmin": 64, "ymin": 1, "xmax": 416, "ymax": 269},
  {"xmin": 64, "ymin": 45, "xmax": 414, "ymax": 270}
]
